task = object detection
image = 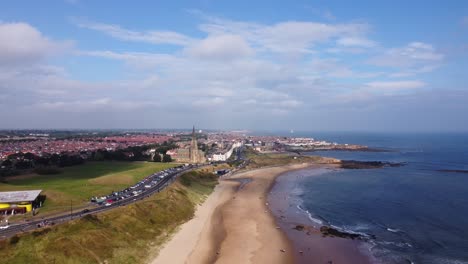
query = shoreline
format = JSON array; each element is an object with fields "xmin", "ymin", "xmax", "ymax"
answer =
[
  {"xmin": 268, "ymin": 165, "xmax": 375, "ymax": 264},
  {"xmin": 150, "ymin": 163, "xmax": 373, "ymax": 264}
]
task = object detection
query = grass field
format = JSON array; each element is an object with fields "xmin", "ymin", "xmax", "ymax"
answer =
[
  {"xmin": 0, "ymin": 170, "xmax": 218, "ymax": 264},
  {"xmin": 245, "ymin": 147, "xmax": 340, "ymax": 169},
  {"xmin": 0, "ymin": 161, "xmax": 177, "ymax": 217}
]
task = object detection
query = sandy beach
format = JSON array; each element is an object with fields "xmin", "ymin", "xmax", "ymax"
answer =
[
  {"xmin": 151, "ymin": 163, "xmax": 311, "ymax": 264},
  {"xmin": 150, "ymin": 163, "xmax": 372, "ymax": 264}
]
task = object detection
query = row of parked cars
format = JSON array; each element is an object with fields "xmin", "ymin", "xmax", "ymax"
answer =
[{"xmin": 90, "ymin": 164, "xmax": 192, "ymax": 206}]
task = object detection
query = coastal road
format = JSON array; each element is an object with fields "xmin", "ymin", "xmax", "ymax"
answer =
[{"xmin": 0, "ymin": 164, "xmax": 204, "ymax": 239}]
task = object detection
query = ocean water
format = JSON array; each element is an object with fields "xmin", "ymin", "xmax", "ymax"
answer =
[{"xmin": 287, "ymin": 132, "xmax": 468, "ymax": 264}]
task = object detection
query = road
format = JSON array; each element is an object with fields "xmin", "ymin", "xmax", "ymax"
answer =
[{"xmin": 0, "ymin": 164, "xmax": 203, "ymax": 239}]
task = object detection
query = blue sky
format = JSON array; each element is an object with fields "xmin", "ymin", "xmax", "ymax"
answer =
[{"xmin": 0, "ymin": 0, "xmax": 467, "ymax": 131}]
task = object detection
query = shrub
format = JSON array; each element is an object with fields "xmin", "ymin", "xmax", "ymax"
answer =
[
  {"xmin": 34, "ymin": 167, "xmax": 62, "ymax": 175},
  {"xmin": 10, "ymin": 235, "xmax": 20, "ymax": 245}
]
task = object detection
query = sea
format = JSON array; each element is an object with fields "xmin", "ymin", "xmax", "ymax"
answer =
[{"xmin": 271, "ymin": 132, "xmax": 468, "ymax": 264}]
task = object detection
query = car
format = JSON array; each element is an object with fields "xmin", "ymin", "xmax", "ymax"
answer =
[
  {"xmin": 81, "ymin": 209, "xmax": 90, "ymax": 214},
  {"xmin": 104, "ymin": 202, "xmax": 112, "ymax": 206},
  {"xmin": 0, "ymin": 225, "xmax": 9, "ymax": 230}
]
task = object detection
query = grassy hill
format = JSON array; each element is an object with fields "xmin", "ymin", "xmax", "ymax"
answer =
[
  {"xmin": 0, "ymin": 170, "xmax": 218, "ymax": 264},
  {"xmin": 0, "ymin": 161, "xmax": 176, "ymax": 217}
]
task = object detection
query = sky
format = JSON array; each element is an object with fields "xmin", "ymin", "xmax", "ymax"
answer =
[{"xmin": 1, "ymin": 0, "xmax": 468, "ymax": 132}]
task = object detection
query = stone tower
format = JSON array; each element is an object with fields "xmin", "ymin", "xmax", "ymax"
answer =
[{"xmin": 190, "ymin": 125, "xmax": 199, "ymax": 163}]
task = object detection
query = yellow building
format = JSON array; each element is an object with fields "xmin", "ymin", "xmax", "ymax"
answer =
[{"xmin": 0, "ymin": 190, "xmax": 42, "ymax": 214}]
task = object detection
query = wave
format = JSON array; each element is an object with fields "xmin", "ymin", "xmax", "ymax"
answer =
[
  {"xmin": 295, "ymin": 204, "xmax": 378, "ymax": 239},
  {"xmin": 378, "ymin": 240, "xmax": 413, "ymax": 249},
  {"xmin": 296, "ymin": 204, "xmax": 325, "ymax": 226},
  {"xmin": 386, "ymin": 227, "xmax": 401, "ymax": 233},
  {"xmin": 336, "ymin": 225, "xmax": 374, "ymax": 239}
]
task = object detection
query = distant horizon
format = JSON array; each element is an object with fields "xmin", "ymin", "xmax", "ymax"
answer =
[{"xmin": 1, "ymin": 127, "xmax": 467, "ymax": 134}]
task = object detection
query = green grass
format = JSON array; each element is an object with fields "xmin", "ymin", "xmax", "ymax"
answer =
[
  {"xmin": 0, "ymin": 161, "xmax": 176, "ymax": 217},
  {"xmin": 0, "ymin": 170, "xmax": 218, "ymax": 264},
  {"xmin": 245, "ymin": 147, "xmax": 339, "ymax": 169}
]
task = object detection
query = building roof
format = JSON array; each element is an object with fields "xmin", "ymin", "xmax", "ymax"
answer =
[{"xmin": 0, "ymin": 190, "xmax": 42, "ymax": 203}]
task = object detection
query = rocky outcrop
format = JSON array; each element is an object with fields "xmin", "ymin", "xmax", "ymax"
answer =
[
  {"xmin": 437, "ymin": 169, "xmax": 468, "ymax": 174},
  {"xmin": 340, "ymin": 160, "xmax": 404, "ymax": 169}
]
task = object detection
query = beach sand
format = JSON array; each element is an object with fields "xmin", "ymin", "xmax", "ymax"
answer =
[
  {"xmin": 149, "ymin": 179, "xmax": 236, "ymax": 264},
  {"xmin": 150, "ymin": 163, "xmax": 373, "ymax": 264}
]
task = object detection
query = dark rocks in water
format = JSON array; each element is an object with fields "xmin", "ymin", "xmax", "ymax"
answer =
[
  {"xmin": 340, "ymin": 160, "xmax": 405, "ymax": 169},
  {"xmin": 293, "ymin": 224, "xmax": 305, "ymax": 231},
  {"xmin": 292, "ymin": 223, "xmax": 376, "ymax": 241},
  {"xmin": 320, "ymin": 226, "xmax": 361, "ymax": 239},
  {"xmin": 319, "ymin": 226, "xmax": 376, "ymax": 240},
  {"xmin": 437, "ymin": 169, "xmax": 468, "ymax": 174}
]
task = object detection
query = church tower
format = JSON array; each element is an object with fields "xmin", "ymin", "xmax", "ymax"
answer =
[{"xmin": 190, "ymin": 125, "xmax": 199, "ymax": 163}]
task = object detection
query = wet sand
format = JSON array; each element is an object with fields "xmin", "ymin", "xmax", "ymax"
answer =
[{"xmin": 268, "ymin": 166, "xmax": 375, "ymax": 264}]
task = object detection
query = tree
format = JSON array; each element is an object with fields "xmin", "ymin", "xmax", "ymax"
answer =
[
  {"xmin": 93, "ymin": 151, "xmax": 104, "ymax": 161},
  {"xmin": 153, "ymin": 153, "xmax": 162, "ymax": 162},
  {"xmin": 162, "ymin": 154, "xmax": 172, "ymax": 163},
  {"xmin": 1, "ymin": 159, "xmax": 13, "ymax": 168},
  {"xmin": 24, "ymin": 152, "xmax": 36, "ymax": 160},
  {"xmin": 50, "ymin": 154, "xmax": 61, "ymax": 165}
]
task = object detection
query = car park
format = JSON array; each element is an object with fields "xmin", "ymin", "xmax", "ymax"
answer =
[{"xmin": 89, "ymin": 166, "xmax": 194, "ymax": 207}]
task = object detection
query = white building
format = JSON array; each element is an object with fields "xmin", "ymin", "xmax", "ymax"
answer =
[{"xmin": 210, "ymin": 142, "xmax": 242, "ymax": 161}]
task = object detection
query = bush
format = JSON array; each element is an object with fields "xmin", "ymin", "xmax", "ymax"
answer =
[
  {"xmin": 10, "ymin": 235, "xmax": 20, "ymax": 245},
  {"xmin": 180, "ymin": 174, "xmax": 192, "ymax": 186},
  {"xmin": 32, "ymin": 228, "xmax": 51, "ymax": 237},
  {"xmin": 34, "ymin": 167, "xmax": 62, "ymax": 175},
  {"xmin": 153, "ymin": 154, "xmax": 162, "ymax": 162},
  {"xmin": 162, "ymin": 154, "xmax": 172, "ymax": 163}
]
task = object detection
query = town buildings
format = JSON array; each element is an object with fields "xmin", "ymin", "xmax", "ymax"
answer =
[{"xmin": 209, "ymin": 141, "xmax": 242, "ymax": 161}]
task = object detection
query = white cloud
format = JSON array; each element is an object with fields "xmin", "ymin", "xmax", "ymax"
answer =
[
  {"xmin": 35, "ymin": 98, "xmax": 159, "ymax": 112},
  {"xmin": 0, "ymin": 16, "xmax": 449, "ymax": 130},
  {"xmin": 368, "ymin": 42, "xmax": 443, "ymax": 68},
  {"xmin": 388, "ymin": 65, "xmax": 440, "ymax": 78},
  {"xmin": 198, "ymin": 15, "xmax": 371, "ymax": 54},
  {"xmin": 278, "ymin": 99, "xmax": 302, "ymax": 108},
  {"xmin": 366, "ymin": 80, "xmax": 426, "ymax": 91},
  {"xmin": 192, "ymin": 97, "xmax": 225, "ymax": 107},
  {"xmin": 74, "ymin": 20, "xmax": 193, "ymax": 46},
  {"xmin": 0, "ymin": 22, "xmax": 71, "ymax": 66},
  {"xmin": 185, "ymin": 34, "xmax": 253, "ymax": 61},
  {"xmin": 336, "ymin": 37, "xmax": 376, "ymax": 48},
  {"xmin": 78, "ymin": 50, "xmax": 181, "ymax": 70}
]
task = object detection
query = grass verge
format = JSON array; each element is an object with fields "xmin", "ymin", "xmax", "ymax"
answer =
[{"xmin": 0, "ymin": 169, "xmax": 218, "ymax": 264}]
